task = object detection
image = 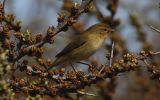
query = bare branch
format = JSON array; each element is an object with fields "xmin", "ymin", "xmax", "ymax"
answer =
[
  {"xmin": 109, "ymin": 41, "xmax": 115, "ymax": 67},
  {"xmin": 148, "ymin": 24, "xmax": 160, "ymax": 33},
  {"xmin": 77, "ymin": 90, "xmax": 98, "ymax": 97}
]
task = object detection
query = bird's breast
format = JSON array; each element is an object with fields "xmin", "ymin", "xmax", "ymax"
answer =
[
  {"xmin": 68, "ymin": 35, "xmax": 104, "ymax": 61},
  {"xmin": 89, "ymin": 36, "xmax": 103, "ymax": 49}
]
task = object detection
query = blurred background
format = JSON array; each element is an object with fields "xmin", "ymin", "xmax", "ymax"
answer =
[{"xmin": 2, "ymin": 0, "xmax": 160, "ymax": 99}]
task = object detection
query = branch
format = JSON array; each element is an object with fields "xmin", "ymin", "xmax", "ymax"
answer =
[
  {"xmin": 38, "ymin": 0, "xmax": 93, "ymax": 47},
  {"xmin": 12, "ymin": 0, "xmax": 93, "ymax": 62},
  {"xmin": 109, "ymin": 41, "xmax": 115, "ymax": 67},
  {"xmin": 148, "ymin": 24, "xmax": 160, "ymax": 33}
]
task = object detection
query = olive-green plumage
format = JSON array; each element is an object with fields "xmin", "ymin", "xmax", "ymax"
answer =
[{"xmin": 47, "ymin": 23, "xmax": 114, "ymax": 70}]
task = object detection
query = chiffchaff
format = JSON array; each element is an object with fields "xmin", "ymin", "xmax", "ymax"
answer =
[{"xmin": 47, "ymin": 23, "xmax": 114, "ymax": 71}]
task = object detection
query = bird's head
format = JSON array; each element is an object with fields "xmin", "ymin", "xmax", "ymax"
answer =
[{"xmin": 89, "ymin": 23, "xmax": 114, "ymax": 38}]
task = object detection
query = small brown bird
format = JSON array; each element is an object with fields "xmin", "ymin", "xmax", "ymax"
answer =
[{"xmin": 47, "ymin": 23, "xmax": 114, "ymax": 71}]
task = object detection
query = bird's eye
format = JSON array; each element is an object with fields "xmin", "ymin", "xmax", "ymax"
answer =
[{"xmin": 103, "ymin": 29, "xmax": 107, "ymax": 31}]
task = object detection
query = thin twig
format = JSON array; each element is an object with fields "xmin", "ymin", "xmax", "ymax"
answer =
[
  {"xmin": 77, "ymin": 90, "xmax": 98, "ymax": 97},
  {"xmin": 148, "ymin": 24, "xmax": 160, "ymax": 33},
  {"xmin": 99, "ymin": 40, "xmax": 115, "ymax": 73},
  {"xmin": 3, "ymin": 0, "xmax": 6, "ymax": 10},
  {"xmin": 99, "ymin": 65, "xmax": 106, "ymax": 74},
  {"xmin": 70, "ymin": 63, "xmax": 77, "ymax": 73},
  {"xmin": 109, "ymin": 41, "xmax": 115, "ymax": 67},
  {"xmin": 143, "ymin": 59, "xmax": 150, "ymax": 67},
  {"xmin": 150, "ymin": 51, "xmax": 160, "ymax": 55}
]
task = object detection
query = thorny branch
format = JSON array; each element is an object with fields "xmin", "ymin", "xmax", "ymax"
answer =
[
  {"xmin": 0, "ymin": 0, "xmax": 160, "ymax": 99},
  {"xmin": 9, "ymin": 50, "xmax": 160, "ymax": 96},
  {"xmin": 12, "ymin": 0, "xmax": 93, "ymax": 62}
]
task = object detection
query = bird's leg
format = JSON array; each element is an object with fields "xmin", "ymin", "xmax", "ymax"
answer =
[
  {"xmin": 76, "ymin": 61, "xmax": 100, "ymax": 73},
  {"xmin": 76, "ymin": 61, "xmax": 90, "ymax": 66},
  {"xmin": 70, "ymin": 63, "xmax": 77, "ymax": 73}
]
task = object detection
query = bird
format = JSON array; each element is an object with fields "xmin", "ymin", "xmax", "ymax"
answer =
[{"xmin": 47, "ymin": 23, "xmax": 114, "ymax": 71}]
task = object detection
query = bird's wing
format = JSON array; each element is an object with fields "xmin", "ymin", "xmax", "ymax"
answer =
[{"xmin": 55, "ymin": 36, "xmax": 87, "ymax": 58}]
